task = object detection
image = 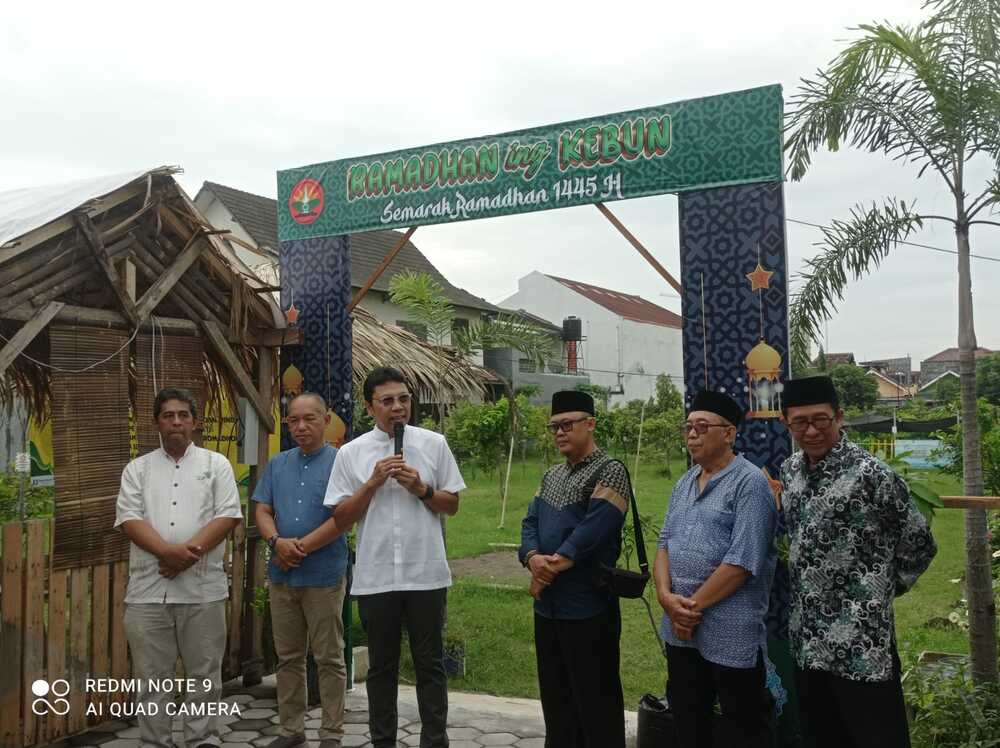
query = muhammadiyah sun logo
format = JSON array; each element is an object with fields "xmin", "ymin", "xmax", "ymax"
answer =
[{"xmin": 289, "ymin": 178, "xmax": 324, "ymax": 225}]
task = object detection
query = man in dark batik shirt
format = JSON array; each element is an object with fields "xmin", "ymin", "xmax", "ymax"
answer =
[
  {"xmin": 780, "ymin": 376, "xmax": 937, "ymax": 748},
  {"xmin": 519, "ymin": 390, "xmax": 630, "ymax": 748}
]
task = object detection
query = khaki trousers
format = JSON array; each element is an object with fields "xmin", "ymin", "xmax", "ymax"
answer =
[
  {"xmin": 269, "ymin": 580, "xmax": 347, "ymax": 742},
  {"xmin": 123, "ymin": 600, "xmax": 227, "ymax": 748}
]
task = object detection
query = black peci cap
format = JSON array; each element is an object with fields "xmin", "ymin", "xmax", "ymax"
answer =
[
  {"xmin": 551, "ymin": 390, "xmax": 595, "ymax": 416},
  {"xmin": 689, "ymin": 389, "xmax": 744, "ymax": 427},
  {"xmin": 784, "ymin": 376, "xmax": 840, "ymax": 409}
]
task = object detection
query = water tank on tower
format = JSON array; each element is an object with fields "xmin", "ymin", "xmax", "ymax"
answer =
[
  {"xmin": 562, "ymin": 317, "xmax": 582, "ymax": 374},
  {"xmin": 562, "ymin": 316, "xmax": 582, "ymax": 341}
]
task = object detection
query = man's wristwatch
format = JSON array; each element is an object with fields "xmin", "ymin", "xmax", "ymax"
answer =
[
  {"xmin": 267, "ymin": 533, "xmax": 279, "ymax": 550},
  {"xmin": 420, "ymin": 483, "xmax": 434, "ymax": 501}
]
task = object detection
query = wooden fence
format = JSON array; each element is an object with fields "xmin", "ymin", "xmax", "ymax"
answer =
[{"xmin": 0, "ymin": 519, "xmax": 268, "ymax": 748}]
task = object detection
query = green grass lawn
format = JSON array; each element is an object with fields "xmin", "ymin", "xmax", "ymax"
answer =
[{"xmin": 415, "ymin": 457, "xmax": 978, "ymax": 702}]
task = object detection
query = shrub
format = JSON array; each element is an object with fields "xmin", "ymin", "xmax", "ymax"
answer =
[
  {"xmin": 0, "ymin": 468, "xmax": 54, "ymax": 522},
  {"xmin": 905, "ymin": 663, "xmax": 1000, "ymax": 746}
]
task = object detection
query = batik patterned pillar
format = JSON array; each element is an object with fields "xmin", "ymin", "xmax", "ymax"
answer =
[
  {"xmin": 278, "ymin": 235, "xmax": 353, "ymax": 450},
  {"xmin": 678, "ymin": 181, "xmax": 791, "ymax": 477},
  {"xmin": 678, "ymin": 182, "xmax": 798, "ymax": 734}
]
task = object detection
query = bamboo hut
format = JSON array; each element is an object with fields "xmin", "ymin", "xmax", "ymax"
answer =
[{"xmin": 0, "ymin": 167, "xmax": 287, "ymax": 568}]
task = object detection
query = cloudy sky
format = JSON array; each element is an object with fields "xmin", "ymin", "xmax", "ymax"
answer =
[{"xmin": 2, "ymin": 0, "xmax": 997, "ymax": 367}]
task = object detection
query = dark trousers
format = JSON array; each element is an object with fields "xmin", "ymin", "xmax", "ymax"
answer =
[
  {"xmin": 357, "ymin": 588, "xmax": 449, "ymax": 748},
  {"xmin": 534, "ymin": 606, "xmax": 626, "ymax": 748},
  {"xmin": 796, "ymin": 644, "xmax": 910, "ymax": 748},
  {"xmin": 666, "ymin": 644, "xmax": 773, "ymax": 748}
]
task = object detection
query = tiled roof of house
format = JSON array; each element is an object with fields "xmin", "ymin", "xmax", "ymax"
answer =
[
  {"xmin": 814, "ymin": 352, "xmax": 856, "ymax": 366},
  {"xmin": 201, "ymin": 181, "xmax": 280, "ymax": 253},
  {"xmin": 545, "ymin": 275, "xmax": 682, "ymax": 328},
  {"xmin": 198, "ymin": 182, "xmax": 498, "ymax": 313},
  {"xmin": 922, "ymin": 346, "xmax": 993, "ymax": 363}
]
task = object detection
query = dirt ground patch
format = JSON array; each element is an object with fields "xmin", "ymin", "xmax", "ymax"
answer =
[{"xmin": 449, "ymin": 550, "xmax": 529, "ymax": 587}]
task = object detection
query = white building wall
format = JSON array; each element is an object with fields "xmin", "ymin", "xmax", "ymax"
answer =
[
  {"xmin": 500, "ymin": 272, "xmax": 684, "ymax": 407},
  {"xmin": 193, "ymin": 195, "xmax": 270, "ymax": 269},
  {"xmin": 358, "ymin": 293, "xmax": 486, "ymax": 365}
]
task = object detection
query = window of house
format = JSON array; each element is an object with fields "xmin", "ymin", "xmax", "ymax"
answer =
[{"xmin": 451, "ymin": 318, "xmax": 469, "ymax": 336}]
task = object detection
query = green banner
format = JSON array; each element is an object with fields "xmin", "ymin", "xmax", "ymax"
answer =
[{"xmin": 277, "ymin": 85, "xmax": 782, "ymax": 240}]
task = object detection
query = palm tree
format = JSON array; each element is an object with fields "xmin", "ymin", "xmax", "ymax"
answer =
[{"xmin": 785, "ymin": 0, "xmax": 999, "ymax": 682}]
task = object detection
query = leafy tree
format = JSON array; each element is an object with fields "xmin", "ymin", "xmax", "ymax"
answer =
[
  {"xmin": 784, "ymin": 0, "xmax": 1000, "ymax": 681},
  {"xmin": 653, "ymin": 374, "xmax": 683, "ymax": 413},
  {"xmin": 938, "ymin": 400, "xmax": 1000, "ymax": 494},
  {"xmin": 828, "ymin": 364, "xmax": 879, "ymax": 410},
  {"xmin": 816, "ymin": 346, "xmax": 828, "ymax": 372},
  {"xmin": 977, "ymin": 352, "xmax": 1000, "ymax": 405},
  {"xmin": 388, "ymin": 271, "xmax": 455, "ymax": 345},
  {"xmin": 933, "ymin": 373, "xmax": 961, "ymax": 405}
]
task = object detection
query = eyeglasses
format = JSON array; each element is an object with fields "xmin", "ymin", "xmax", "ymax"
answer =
[
  {"xmin": 786, "ymin": 415, "xmax": 835, "ymax": 434},
  {"xmin": 680, "ymin": 421, "xmax": 731, "ymax": 436},
  {"xmin": 546, "ymin": 416, "xmax": 591, "ymax": 434},
  {"xmin": 374, "ymin": 393, "xmax": 412, "ymax": 408}
]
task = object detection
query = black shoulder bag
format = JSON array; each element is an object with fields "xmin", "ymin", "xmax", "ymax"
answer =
[{"xmin": 592, "ymin": 459, "xmax": 650, "ymax": 599}]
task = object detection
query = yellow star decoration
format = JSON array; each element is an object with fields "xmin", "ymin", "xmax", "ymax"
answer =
[{"xmin": 746, "ymin": 262, "xmax": 774, "ymax": 291}]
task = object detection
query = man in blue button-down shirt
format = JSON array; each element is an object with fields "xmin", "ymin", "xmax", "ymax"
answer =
[
  {"xmin": 654, "ymin": 389, "xmax": 777, "ymax": 748},
  {"xmin": 253, "ymin": 393, "xmax": 348, "ymax": 748}
]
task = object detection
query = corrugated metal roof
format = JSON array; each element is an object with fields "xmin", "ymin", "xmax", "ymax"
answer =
[{"xmin": 546, "ymin": 274, "xmax": 682, "ymax": 328}]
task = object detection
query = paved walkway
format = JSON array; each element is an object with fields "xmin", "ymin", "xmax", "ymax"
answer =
[{"xmin": 52, "ymin": 676, "xmax": 639, "ymax": 748}]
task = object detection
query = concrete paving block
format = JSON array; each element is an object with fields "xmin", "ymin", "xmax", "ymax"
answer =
[
  {"xmin": 341, "ymin": 737, "xmax": 369, "ymax": 748},
  {"xmin": 450, "ymin": 742, "xmax": 480, "ymax": 748},
  {"xmin": 514, "ymin": 740, "xmax": 545, "ymax": 748},
  {"xmin": 223, "ymin": 732, "xmax": 262, "ymax": 743},
  {"xmin": 221, "ymin": 744, "xmax": 254, "ymax": 748},
  {"xmin": 446, "ymin": 727, "xmax": 482, "ymax": 740},
  {"xmin": 249, "ymin": 699, "xmax": 279, "ymax": 709},
  {"xmin": 304, "ymin": 730, "xmax": 319, "ymax": 740},
  {"xmin": 99, "ymin": 740, "xmax": 140, "ymax": 748},
  {"xmin": 305, "ymin": 718, "xmax": 321, "ymax": 729},
  {"xmin": 343, "ymin": 711, "xmax": 369, "ymax": 724},
  {"xmin": 241, "ymin": 708, "xmax": 276, "ymax": 720},
  {"xmin": 400, "ymin": 735, "xmax": 421, "ymax": 747},
  {"xmin": 343, "ymin": 723, "xmax": 368, "ymax": 735},
  {"xmin": 90, "ymin": 720, "xmax": 130, "ymax": 734},
  {"xmin": 228, "ymin": 719, "xmax": 274, "ymax": 731},
  {"xmin": 261, "ymin": 725, "xmax": 284, "ymax": 736},
  {"xmin": 480, "ymin": 734, "xmax": 517, "ymax": 745},
  {"xmin": 231, "ymin": 694, "xmax": 256, "ymax": 704},
  {"xmin": 113, "ymin": 728, "xmax": 140, "ymax": 739}
]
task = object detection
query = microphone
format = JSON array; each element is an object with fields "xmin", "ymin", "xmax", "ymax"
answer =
[{"xmin": 393, "ymin": 422, "xmax": 404, "ymax": 456}]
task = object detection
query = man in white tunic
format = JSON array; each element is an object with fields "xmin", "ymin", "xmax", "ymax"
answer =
[
  {"xmin": 115, "ymin": 387, "xmax": 243, "ymax": 748},
  {"xmin": 325, "ymin": 367, "xmax": 464, "ymax": 748}
]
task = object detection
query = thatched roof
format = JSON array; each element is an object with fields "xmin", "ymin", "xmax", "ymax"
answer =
[
  {"xmin": 0, "ymin": 167, "xmax": 287, "ymax": 421},
  {"xmin": 249, "ymin": 261, "xmax": 495, "ymax": 403}
]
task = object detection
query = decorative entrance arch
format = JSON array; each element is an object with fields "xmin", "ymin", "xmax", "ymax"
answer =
[{"xmin": 275, "ymin": 83, "xmax": 791, "ymax": 481}]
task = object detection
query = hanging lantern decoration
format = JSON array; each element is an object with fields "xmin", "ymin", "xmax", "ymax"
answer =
[{"xmin": 745, "ymin": 340, "xmax": 783, "ymax": 418}]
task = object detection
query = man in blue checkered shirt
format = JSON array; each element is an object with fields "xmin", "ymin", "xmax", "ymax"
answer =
[{"xmin": 653, "ymin": 389, "xmax": 778, "ymax": 748}]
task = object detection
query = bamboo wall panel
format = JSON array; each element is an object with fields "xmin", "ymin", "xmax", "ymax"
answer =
[
  {"xmin": 0, "ymin": 517, "xmax": 260, "ymax": 747},
  {"xmin": 50, "ymin": 326, "xmax": 131, "ymax": 569},
  {"xmin": 1, "ymin": 522, "xmax": 24, "ymax": 748},
  {"xmin": 135, "ymin": 333, "xmax": 206, "ymax": 455}
]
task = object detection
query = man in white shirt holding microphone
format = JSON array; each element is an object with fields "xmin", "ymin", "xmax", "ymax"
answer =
[{"xmin": 325, "ymin": 367, "xmax": 465, "ymax": 748}]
